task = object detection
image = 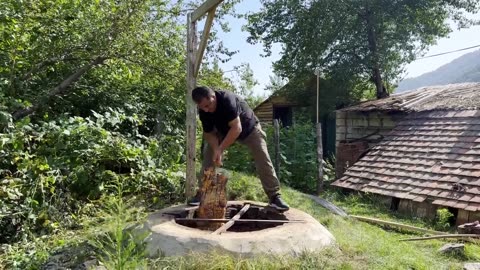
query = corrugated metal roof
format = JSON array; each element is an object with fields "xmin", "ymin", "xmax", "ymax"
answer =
[
  {"xmin": 340, "ymin": 83, "xmax": 480, "ymax": 112},
  {"xmin": 332, "ymin": 110, "xmax": 480, "ymax": 211}
]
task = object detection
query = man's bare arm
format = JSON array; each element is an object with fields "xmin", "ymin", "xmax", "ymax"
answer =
[
  {"xmin": 204, "ymin": 131, "xmax": 219, "ymax": 150},
  {"xmin": 219, "ymin": 116, "xmax": 242, "ymax": 151}
]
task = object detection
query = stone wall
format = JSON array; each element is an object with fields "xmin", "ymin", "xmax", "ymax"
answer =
[
  {"xmin": 335, "ymin": 110, "xmax": 404, "ymax": 147},
  {"xmin": 335, "ymin": 110, "xmax": 405, "ymax": 178}
]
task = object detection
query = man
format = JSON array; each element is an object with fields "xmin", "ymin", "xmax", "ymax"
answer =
[{"xmin": 188, "ymin": 86, "xmax": 289, "ymax": 212}]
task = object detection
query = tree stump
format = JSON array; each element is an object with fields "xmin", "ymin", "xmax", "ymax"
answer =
[{"xmin": 197, "ymin": 167, "xmax": 228, "ymax": 230}]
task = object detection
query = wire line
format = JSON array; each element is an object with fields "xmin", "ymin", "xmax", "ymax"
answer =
[{"xmin": 416, "ymin": 44, "xmax": 480, "ymax": 60}]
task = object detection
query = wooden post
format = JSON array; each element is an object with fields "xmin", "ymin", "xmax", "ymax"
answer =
[
  {"xmin": 185, "ymin": 0, "xmax": 224, "ymax": 200},
  {"xmin": 316, "ymin": 122, "xmax": 324, "ymax": 194},
  {"xmin": 315, "ymin": 68, "xmax": 324, "ymax": 195},
  {"xmin": 274, "ymin": 119, "xmax": 280, "ymax": 181},
  {"xmin": 186, "ymin": 13, "xmax": 198, "ymax": 199}
]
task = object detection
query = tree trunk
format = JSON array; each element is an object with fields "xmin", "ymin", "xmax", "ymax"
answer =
[
  {"xmin": 12, "ymin": 56, "xmax": 106, "ymax": 121},
  {"xmin": 365, "ymin": 8, "xmax": 388, "ymax": 99}
]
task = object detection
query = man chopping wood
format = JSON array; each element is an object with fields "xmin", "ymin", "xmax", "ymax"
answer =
[{"xmin": 187, "ymin": 86, "xmax": 290, "ymax": 212}]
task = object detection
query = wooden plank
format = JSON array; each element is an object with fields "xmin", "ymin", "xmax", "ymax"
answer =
[
  {"xmin": 400, "ymin": 234, "xmax": 480, "ymax": 242},
  {"xmin": 176, "ymin": 218, "xmax": 305, "ymax": 223},
  {"xmin": 192, "ymin": 0, "xmax": 223, "ymax": 22},
  {"xmin": 186, "ymin": 14, "xmax": 197, "ymax": 199},
  {"xmin": 212, "ymin": 204, "xmax": 250, "ymax": 234},
  {"xmin": 187, "ymin": 208, "xmax": 196, "ymax": 219},
  {"xmin": 194, "ymin": 7, "xmax": 217, "ymax": 77},
  {"xmin": 350, "ymin": 215, "xmax": 447, "ymax": 235}
]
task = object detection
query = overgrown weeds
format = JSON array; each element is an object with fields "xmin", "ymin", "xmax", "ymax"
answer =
[{"xmin": 86, "ymin": 178, "xmax": 149, "ymax": 270}]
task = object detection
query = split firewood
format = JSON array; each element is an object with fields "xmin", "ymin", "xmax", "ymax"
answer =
[{"xmin": 197, "ymin": 167, "xmax": 228, "ymax": 230}]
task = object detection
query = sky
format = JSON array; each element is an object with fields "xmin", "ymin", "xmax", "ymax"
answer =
[{"xmin": 214, "ymin": 1, "xmax": 480, "ymax": 97}]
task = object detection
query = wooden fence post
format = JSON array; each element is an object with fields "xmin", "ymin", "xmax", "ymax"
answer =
[
  {"xmin": 185, "ymin": 0, "xmax": 224, "ymax": 200},
  {"xmin": 316, "ymin": 122, "xmax": 324, "ymax": 194},
  {"xmin": 274, "ymin": 119, "xmax": 280, "ymax": 181}
]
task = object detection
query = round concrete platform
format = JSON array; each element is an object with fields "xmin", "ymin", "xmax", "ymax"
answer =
[{"xmin": 135, "ymin": 201, "xmax": 336, "ymax": 257}]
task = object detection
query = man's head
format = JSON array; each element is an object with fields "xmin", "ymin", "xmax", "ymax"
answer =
[{"xmin": 192, "ymin": 86, "xmax": 217, "ymax": 113}]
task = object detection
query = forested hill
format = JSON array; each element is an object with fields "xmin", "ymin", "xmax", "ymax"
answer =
[{"xmin": 396, "ymin": 49, "xmax": 480, "ymax": 93}]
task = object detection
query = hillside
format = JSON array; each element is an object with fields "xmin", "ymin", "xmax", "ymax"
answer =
[{"xmin": 396, "ymin": 49, "xmax": 480, "ymax": 93}]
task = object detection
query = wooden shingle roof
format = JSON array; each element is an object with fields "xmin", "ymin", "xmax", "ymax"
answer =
[{"xmin": 332, "ymin": 110, "xmax": 480, "ymax": 211}]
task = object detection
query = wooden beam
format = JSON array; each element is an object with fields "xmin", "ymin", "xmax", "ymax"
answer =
[
  {"xmin": 212, "ymin": 204, "xmax": 250, "ymax": 235},
  {"xmin": 191, "ymin": 0, "xmax": 223, "ymax": 22},
  {"xmin": 400, "ymin": 234, "xmax": 480, "ymax": 242},
  {"xmin": 350, "ymin": 215, "xmax": 447, "ymax": 235},
  {"xmin": 175, "ymin": 218, "xmax": 305, "ymax": 224},
  {"xmin": 194, "ymin": 7, "xmax": 217, "ymax": 77},
  {"xmin": 185, "ymin": 13, "xmax": 198, "ymax": 199}
]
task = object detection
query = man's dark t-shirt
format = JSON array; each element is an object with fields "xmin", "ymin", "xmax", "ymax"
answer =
[{"xmin": 199, "ymin": 90, "xmax": 257, "ymax": 140}]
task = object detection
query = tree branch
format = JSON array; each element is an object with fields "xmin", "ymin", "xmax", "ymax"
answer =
[
  {"xmin": 21, "ymin": 55, "xmax": 81, "ymax": 81},
  {"xmin": 12, "ymin": 56, "xmax": 107, "ymax": 121}
]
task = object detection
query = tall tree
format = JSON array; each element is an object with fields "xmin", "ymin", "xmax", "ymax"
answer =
[
  {"xmin": 246, "ymin": 0, "xmax": 480, "ymax": 99},
  {"xmin": 264, "ymin": 74, "xmax": 288, "ymax": 94},
  {"xmin": 0, "ymin": 0, "xmax": 187, "ymax": 120}
]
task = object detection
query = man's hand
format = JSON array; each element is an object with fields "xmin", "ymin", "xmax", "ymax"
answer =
[{"xmin": 213, "ymin": 148, "xmax": 223, "ymax": 166}]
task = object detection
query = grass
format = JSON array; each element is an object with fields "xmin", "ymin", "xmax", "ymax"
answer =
[
  {"xmin": 1, "ymin": 171, "xmax": 479, "ymax": 269},
  {"xmin": 151, "ymin": 172, "xmax": 480, "ymax": 270}
]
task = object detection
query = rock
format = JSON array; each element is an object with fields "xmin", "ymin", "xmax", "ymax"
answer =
[
  {"xmin": 458, "ymin": 220, "xmax": 480, "ymax": 234},
  {"xmin": 438, "ymin": 243, "xmax": 465, "ymax": 255},
  {"xmin": 42, "ymin": 262, "xmax": 67, "ymax": 270},
  {"xmin": 80, "ymin": 258, "xmax": 102, "ymax": 270},
  {"xmin": 464, "ymin": 263, "xmax": 480, "ymax": 270}
]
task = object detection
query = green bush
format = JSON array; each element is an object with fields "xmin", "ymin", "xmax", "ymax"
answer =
[
  {"xmin": 0, "ymin": 109, "xmax": 185, "ymax": 244},
  {"xmin": 223, "ymin": 122, "xmax": 334, "ymax": 194},
  {"xmin": 434, "ymin": 208, "xmax": 454, "ymax": 231}
]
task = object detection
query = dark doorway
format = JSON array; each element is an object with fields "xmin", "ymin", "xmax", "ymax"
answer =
[
  {"xmin": 390, "ymin": 197, "xmax": 400, "ymax": 211},
  {"xmin": 273, "ymin": 106, "xmax": 293, "ymax": 127},
  {"xmin": 447, "ymin": 207, "xmax": 458, "ymax": 226}
]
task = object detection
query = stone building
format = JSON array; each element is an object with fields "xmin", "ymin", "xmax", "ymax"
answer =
[{"xmin": 333, "ymin": 83, "xmax": 480, "ymax": 225}]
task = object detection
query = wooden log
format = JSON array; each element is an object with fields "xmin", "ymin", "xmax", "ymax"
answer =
[
  {"xmin": 400, "ymin": 234, "xmax": 480, "ymax": 242},
  {"xmin": 197, "ymin": 167, "xmax": 228, "ymax": 230},
  {"xmin": 350, "ymin": 215, "xmax": 446, "ymax": 235},
  {"xmin": 213, "ymin": 204, "xmax": 250, "ymax": 234}
]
